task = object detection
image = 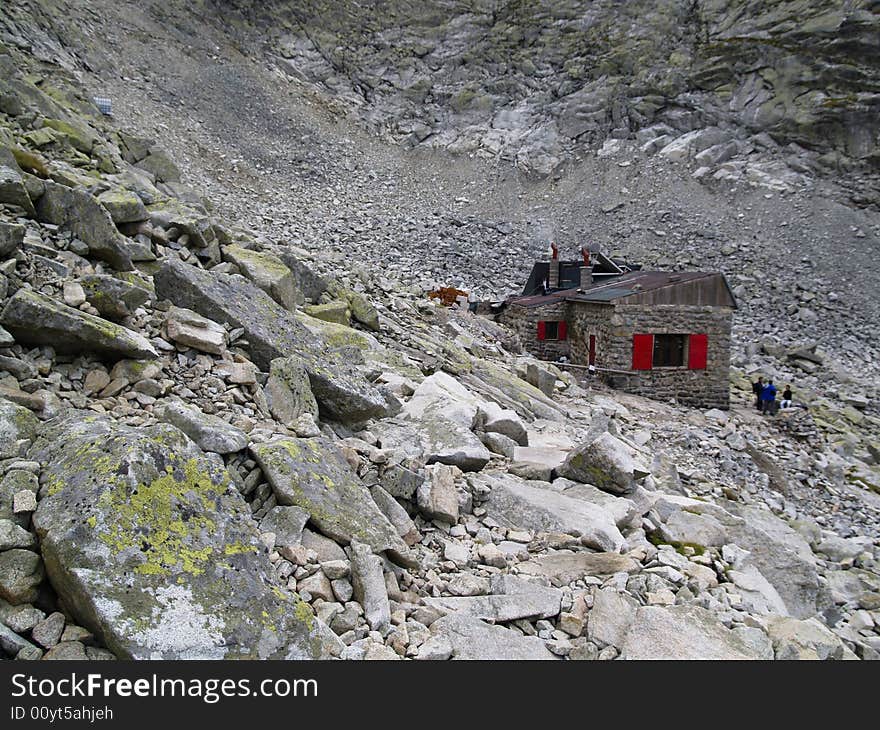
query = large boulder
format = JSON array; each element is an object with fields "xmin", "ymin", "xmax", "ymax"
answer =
[
  {"xmin": 30, "ymin": 414, "xmax": 331, "ymax": 659},
  {"xmin": 720, "ymin": 501, "xmax": 820, "ymax": 619},
  {"xmin": 0, "ymin": 398, "xmax": 39, "ymax": 460},
  {"xmin": 265, "ymin": 357, "xmax": 319, "ymax": 427},
  {"xmin": 588, "ymin": 588, "xmax": 639, "ymax": 648},
  {"xmin": 429, "ymin": 613, "xmax": 557, "ymax": 660},
  {"xmin": 0, "ymin": 221, "xmax": 25, "ymax": 258},
  {"xmin": 154, "ymin": 259, "xmax": 386, "ymax": 423},
  {"xmin": 518, "ymin": 552, "xmax": 640, "ymax": 586},
  {"xmin": 250, "ymin": 438, "xmax": 412, "ymax": 564},
  {"xmin": 558, "ymin": 431, "xmax": 650, "ymax": 494},
  {"xmin": 35, "ymin": 182, "xmax": 133, "ymax": 270},
  {"xmin": 154, "ymin": 258, "xmax": 311, "ymax": 369},
  {"xmin": 398, "ymin": 372, "xmax": 491, "ymax": 471},
  {"xmin": 279, "ymin": 251, "xmax": 327, "ymax": 303},
  {"xmin": 549, "ymin": 479, "xmax": 639, "ymax": 528},
  {"xmin": 326, "ymin": 281, "xmax": 380, "ymax": 331},
  {"xmin": 79, "ymin": 274, "xmax": 151, "ymax": 321},
  {"xmin": 157, "ymin": 401, "xmax": 248, "ymax": 454},
  {"xmin": 147, "ymin": 200, "xmax": 213, "ymax": 247},
  {"xmin": 425, "ymin": 575, "xmax": 562, "ymax": 623},
  {"xmin": 417, "ymin": 464, "xmax": 460, "ymax": 524},
  {"xmin": 348, "ymin": 540, "xmax": 391, "ymax": 632},
  {"xmin": 469, "ymin": 360, "xmax": 565, "ymax": 422},
  {"xmin": 308, "ymin": 348, "xmax": 389, "ymax": 425},
  {"xmin": 479, "ymin": 473, "xmax": 626, "ymax": 552},
  {"xmin": 0, "ymin": 549, "xmax": 44, "ymax": 605},
  {"xmin": 165, "ymin": 307, "xmax": 227, "ymax": 355},
  {"xmin": 620, "ymin": 605, "xmax": 768, "ymax": 660},
  {"xmin": 765, "ymin": 616, "xmax": 848, "ymax": 660},
  {"xmin": 476, "ymin": 401, "xmax": 528, "ymax": 446},
  {"xmin": 658, "ymin": 509, "xmax": 728, "ymax": 548},
  {"xmin": 223, "ymin": 245, "xmax": 301, "ymax": 311},
  {"xmin": 0, "ymin": 289, "xmax": 157, "ymax": 360},
  {"xmin": 97, "ymin": 188, "xmax": 149, "ymax": 224},
  {"xmin": 0, "ymin": 159, "xmax": 35, "ymax": 216}
]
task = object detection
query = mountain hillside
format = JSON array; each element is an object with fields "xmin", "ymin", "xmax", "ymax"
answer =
[{"xmin": 0, "ymin": 0, "xmax": 878, "ymax": 662}]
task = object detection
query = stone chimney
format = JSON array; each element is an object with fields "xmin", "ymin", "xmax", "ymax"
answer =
[
  {"xmin": 548, "ymin": 259, "xmax": 560, "ymax": 290},
  {"xmin": 580, "ymin": 265, "xmax": 594, "ymax": 290}
]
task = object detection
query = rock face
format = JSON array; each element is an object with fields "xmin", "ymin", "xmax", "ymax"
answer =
[
  {"xmin": 0, "ymin": 289, "xmax": 158, "ymax": 360},
  {"xmin": 30, "ymin": 414, "xmax": 329, "ymax": 659},
  {"xmin": 480, "ymin": 474, "xmax": 626, "ymax": 552},
  {"xmin": 250, "ymin": 437, "xmax": 410, "ymax": 561},
  {"xmin": 620, "ymin": 605, "xmax": 768, "ymax": 660},
  {"xmin": 35, "ymin": 182, "xmax": 133, "ymax": 270},
  {"xmin": 263, "ymin": 0, "xmax": 880, "ymax": 191}
]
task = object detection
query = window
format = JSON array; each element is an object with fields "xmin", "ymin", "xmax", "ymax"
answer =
[
  {"xmin": 537, "ymin": 321, "xmax": 567, "ymax": 341},
  {"xmin": 653, "ymin": 334, "xmax": 686, "ymax": 367},
  {"xmin": 633, "ymin": 333, "xmax": 710, "ymax": 370}
]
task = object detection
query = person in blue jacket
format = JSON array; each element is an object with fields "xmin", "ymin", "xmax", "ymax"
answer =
[{"xmin": 761, "ymin": 379, "xmax": 778, "ymax": 415}]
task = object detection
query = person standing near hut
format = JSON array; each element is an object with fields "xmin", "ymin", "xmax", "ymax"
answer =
[
  {"xmin": 761, "ymin": 379, "xmax": 778, "ymax": 415},
  {"xmin": 752, "ymin": 377, "xmax": 765, "ymax": 411},
  {"xmin": 781, "ymin": 384, "xmax": 793, "ymax": 409}
]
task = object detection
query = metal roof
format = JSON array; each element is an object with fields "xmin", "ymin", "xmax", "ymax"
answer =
[{"xmin": 507, "ymin": 271, "xmax": 737, "ymax": 308}]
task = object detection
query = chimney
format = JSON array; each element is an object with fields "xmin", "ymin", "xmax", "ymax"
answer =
[
  {"xmin": 580, "ymin": 265, "xmax": 594, "ymax": 290},
  {"xmin": 548, "ymin": 259, "xmax": 560, "ymax": 290}
]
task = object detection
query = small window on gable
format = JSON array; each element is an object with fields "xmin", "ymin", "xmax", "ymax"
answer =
[
  {"xmin": 653, "ymin": 334, "xmax": 686, "ymax": 367},
  {"xmin": 539, "ymin": 321, "xmax": 564, "ymax": 340},
  {"xmin": 545, "ymin": 321, "xmax": 559, "ymax": 340}
]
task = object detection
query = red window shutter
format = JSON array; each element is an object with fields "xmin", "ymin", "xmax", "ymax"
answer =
[
  {"xmin": 537, "ymin": 321, "xmax": 546, "ymax": 340},
  {"xmin": 558, "ymin": 321, "xmax": 567, "ymax": 340},
  {"xmin": 589, "ymin": 334, "xmax": 596, "ymax": 365},
  {"xmin": 688, "ymin": 333, "xmax": 708, "ymax": 370},
  {"xmin": 632, "ymin": 334, "xmax": 653, "ymax": 370}
]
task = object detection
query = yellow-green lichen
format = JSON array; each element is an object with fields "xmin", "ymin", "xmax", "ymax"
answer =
[{"xmin": 97, "ymin": 458, "xmax": 227, "ymax": 577}]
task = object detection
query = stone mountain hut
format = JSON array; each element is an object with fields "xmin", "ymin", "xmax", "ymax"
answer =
[{"xmin": 500, "ymin": 256, "xmax": 737, "ymax": 409}]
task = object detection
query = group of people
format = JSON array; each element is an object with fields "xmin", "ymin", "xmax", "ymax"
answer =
[{"xmin": 751, "ymin": 377, "xmax": 794, "ymax": 415}]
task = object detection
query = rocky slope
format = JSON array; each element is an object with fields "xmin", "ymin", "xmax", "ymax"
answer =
[
  {"xmin": 243, "ymin": 1, "xmax": 880, "ymax": 197},
  {"xmin": 0, "ymin": 1, "xmax": 879, "ymax": 661}
]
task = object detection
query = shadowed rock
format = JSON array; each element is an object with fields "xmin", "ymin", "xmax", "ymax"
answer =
[{"xmin": 0, "ymin": 289, "xmax": 157, "ymax": 360}]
